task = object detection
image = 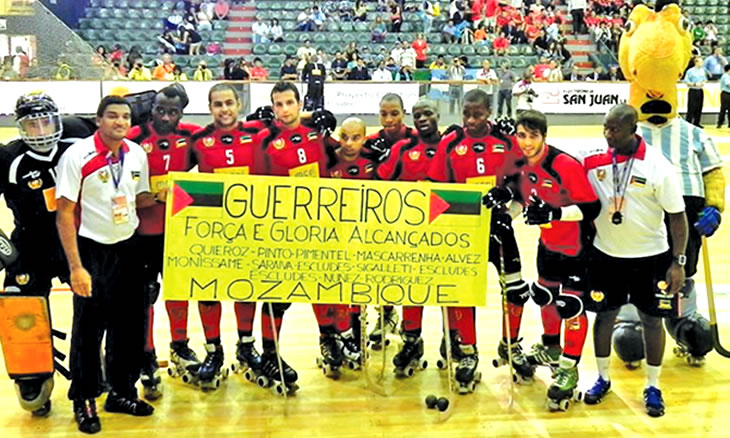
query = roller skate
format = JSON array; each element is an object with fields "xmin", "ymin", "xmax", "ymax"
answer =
[
  {"xmin": 167, "ymin": 340, "xmax": 201, "ymax": 385},
  {"xmin": 584, "ymin": 376, "xmax": 611, "ymax": 405},
  {"xmin": 492, "ymin": 338, "xmax": 534, "ymax": 383},
  {"xmin": 546, "ymin": 358, "xmax": 582, "ymax": 411},
  {"xmin": 140, "ymin": 350, "xmax": 162, "ymax": 401},
  {"xmin": 368, "ymin": 307, "xmax": 399, "ymax": 351},
  {"xmin": 643, "ymin": 386, "xmax": 665, "ymax": 417},
  {"xmin": 454, "ymin": 344, "xmax": 481, "ymax": 394},
  {"xmin": 196, "ymin": 343, "xmax": 229, "ymax": 390},
  {"xmin": 526, "ymin": 343, "xmax": 562, "ymax": 376},
  {"xmin": 316, "ymin": 333, "xmax": 345, "ymax": 379},
  {"xmin": 340, "ymin": 329, "xmax": 363, "ymax": 370},
  {"xmin": 393, "ymin": 333, "xmax": 427, "ymax": 377},
  {"xmin": 231, "ymin": 336, "xmax": 263, "ymax": 382},
  {"xmin": 258, "ymin": 349, "xmax": 299, "ymax": 395},
  {"xmin": 672, "ymin": 344, "xmax": 706, "ymax": 367},
  {"xmin": 436, "ymin": 329, "xmax": 462, "ymax": 370}
]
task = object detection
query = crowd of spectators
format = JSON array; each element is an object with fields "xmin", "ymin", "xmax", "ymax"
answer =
[{"xmin": 157, "ymin": 0, "xmax": 230, "ymax": 55}]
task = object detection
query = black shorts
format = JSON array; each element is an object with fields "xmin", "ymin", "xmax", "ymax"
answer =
[
  {"xmin": 536, "ymin": 244, "xmax": 587, "ymax": 293},
  {"xmin": 137, "ymin": 233, "xmax": 164, "ymax": 283},
  {"xmin": 587, "ymin": 248, "xmax": 674, "ymax": 317},
  {"xmin": 3, "ymin": 238, "xmax": 68, "ymax": 296}
]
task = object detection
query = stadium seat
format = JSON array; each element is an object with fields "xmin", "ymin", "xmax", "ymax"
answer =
[
  {"xmin": 161, "ymin": 1, "xmax": 174, "ymax": 11},
  {"xmin": 258, "ymin": 2, "xmax": 270, "ymax": 10},
  {"xmin": 78, "ymin": 18, "xmax": 92, "ymax": 29},
  {"xmin": 268, "ymin": 44, "xmax": 283, "ymax": 55},
  {"xmin": 213, "ymin": 20, "xmax": 228, "ymax": 30},
  {"xmin": 520, "ymin": 45, "xmax": 534, "ymax": 55},
  {"xmin": 507, "ymin": 45, "xmax": 520, "ymax": 55},
  {"xmin": 130, "ymin": 0, "xmax": 144, "ymax": 7},
  {"xmin": 477, "ymin": 45, "xmax": 491, "ymax": 56},
  {"xmin": 343, "ymin": 33, "xmax": 357, "ymax": 44},
  {"xmin": 97, "ymin": 8, "xmax": 111, "ymax": 18},
  {"xmin": 101, "ymin": 0, "xmax": 115, "ymax": 7},
  {"xmin": 115, "ymin": 0, "xmax": 129, "ymax": 7},
  {"xmin": 313, "ymin": 33, "xmax": 327, "ymax": 43},
  {"xmin": 283, "ymin": 44, "xmax": 297, "ymax": 55},
  {"xmin": 253, "ymin": 44, "xmax": 267, "ymax": 55},
  {"xmin": 282, "ymin": 21, "xmax": 296, "ymax": 31},
  {"xmin": 462, "ymin": 45, "xmax": 476, "ymax": 56},
  {"xmin": 510, "ymin": 57, "xmax": 528, "ymax": 68},
  {"xmin": 128, "ymin": 9, "xmax": 141, "ymax": 19},
  {"xmin": 447, "ymin": 45, "xmax": 461, "ymax": 56},
  {"xmin": 329, "ymin": 33, "xmax": 342, "ymax": 43},
  {"xmin": 89, "ymin": 0, "xmax": 101, "ymax": 7}
]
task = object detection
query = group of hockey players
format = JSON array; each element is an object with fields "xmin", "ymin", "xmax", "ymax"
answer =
[{"xmin": 0, "ymin": 78, "xmax": 723, "ymax": 433}]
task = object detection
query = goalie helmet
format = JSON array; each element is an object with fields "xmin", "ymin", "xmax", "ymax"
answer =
[{"xmin": 15, "ymin": 92, "xmax": 63, "ymax": 153}]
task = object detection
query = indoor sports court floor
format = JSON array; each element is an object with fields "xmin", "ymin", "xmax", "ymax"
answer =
[{"xmin": 0, "ymin": 124, "xmax": 729, "ymax": 437}]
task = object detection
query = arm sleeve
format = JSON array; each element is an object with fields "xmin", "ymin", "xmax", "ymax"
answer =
[
  {"xmin": 251, "ymin": 131, "xmax": 269, "ymax": 175},
  {"xmin": 136, "ymin": 151, "xmax": 150, "ymax": 195},
  {"xmin": 377, "ymin": 140, "xmax": 404, "ymax": 180},
  {"xmin": 55, "ymin": 147, "xmax": 81, "ymax": 202},
  {"xmin": 697, "ymin": 132, "xmax": 723, "ymax": 173},
  {"xmin": 655, "ymin": 157, "xmax": 687, "ymax": 214},
  {"xmin": 426, "ymin": 137, "xmax": 450, "ymax": 182}
]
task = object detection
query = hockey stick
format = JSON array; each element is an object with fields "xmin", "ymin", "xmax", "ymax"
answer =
[
  {"xmin": 500, "ymin": 248, "xmax": 515, "ymax": 408},
  {"xmin": 266, "ymin": 302, "xmax": 291, "ymax": 407},
  {"xmin": 701, "ymin": 237, "xmax": 730, "ymax": 357},
  {"xmin": 378, "ymin": 306, "xmax": 387, "ymax": 382},
  {"xmin": 361, "ymin": 305, "xmax": 387, "ymax": 396},
  {"xmin": 437, "ymin": 306, "xmax": 457, "ymax": 422}
]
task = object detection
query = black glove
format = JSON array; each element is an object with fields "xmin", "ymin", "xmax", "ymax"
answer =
[
  {"xmin": 363, "ymin": 136, "xmax": 390, "ymax": 163},
  {"xmin": 246, "ymin": 105, "xmax": 275, "ymax": 124},
  {"xmin": 493, "ymin": 117, "xmax": 516, "ymax": 137},
  {"xmin": 523, "ymin": 194, "xmax": 561, "ymax": 225},
  {"xmin": 482, "ymin": 186, "xmax": 514, "ymax": 209},
  {"xmin": 0, "ymin": 228, "xmax": 18, "ymax": 270},
  {"xmin": 311, "ymin": 109, "xmax": 336, "ymax": 136},
  {"xmin": 490, "ymin": 211, "xmax": 513, "ymax": 245}
]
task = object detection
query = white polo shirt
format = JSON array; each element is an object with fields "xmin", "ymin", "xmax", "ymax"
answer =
[
  {"xmin": 583, "ymin": 136, "xmax": 685, "ymax": 258},
  {"xmin": 56, "ymin": 132, "xmax": 150, "ymax": 245}
]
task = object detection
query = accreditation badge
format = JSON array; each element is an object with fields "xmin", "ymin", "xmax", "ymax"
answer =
[
  {"xmin": 214, "ymin": 166, "xmax": 250, "ymax": 175},
  {"xmin": 112, "ymin": 195, "xmax": 130, "ymax": 224},
  {"xmin": 289, "ymin": 162, "xmax": 319, "ymax": 178}
]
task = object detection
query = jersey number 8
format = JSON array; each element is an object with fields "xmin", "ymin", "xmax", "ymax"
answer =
[{"xmin": 297, "ymin": 148, "xmax": 307, "ymax": 164}]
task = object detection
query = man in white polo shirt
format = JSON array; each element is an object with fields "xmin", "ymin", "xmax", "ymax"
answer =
[
  {"xmin": 581, "ymin": 104, "xmax": 688, "ymax": 418},
  {"xmin": 56, "ymin": 95, "xmax": 164, "ymax": 434}
]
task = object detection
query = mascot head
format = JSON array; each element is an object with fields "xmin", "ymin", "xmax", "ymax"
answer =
[{"xmin": 618, "ymin": 0, "xmax": 692, "ymax": 125}]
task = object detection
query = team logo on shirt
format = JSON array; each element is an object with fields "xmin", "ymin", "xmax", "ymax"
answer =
[
  {"xmin": 472, "ymin": 143, "xmax": 485, "ymax": 153},
  {"xmin": 290, "ymin": 134, "xmax": 303, "ymax": 144},
  {"xmin": 221, "ymin": 134, "xmax": 234, "ymax": 145},
  {"xmin": 492, "ymin": 143, "xmax": 505, "ymax": 153},
  {"xmin": 542, "ymin": 179, "xmax": 553, "ymax": 188},
  {"xmin": 455, "ymin": 144, "xmax": 468, "ymax": 156},
  {"xmin": 273, "ymin": 138, "xmax": 286, "ymax": 150},
  {"xmin": 331, "ymin": 170, "xmax": 342, "ymax": 178},
  {"xmin": 527, "ymin": 172, "xmax": 538, "ymax": 183},
  {"xmin": 142, "ymin": 142, "xmax": 153, "ymax": 153},
  {"xmin": 425, "ymin": 148, "xmax": 436, "ymax": 158},
  {"xmin": 239, "ymin": 136, "xmax": 252, "ymax": 144},
  {"xmin": 98, "ymin": 169, "xmax": 110, "ymax": 183},
  {"xmin": 409, "ymin": 150, "xmax": 421, "ymax": 161},
  {"xmin": 15, "ymin": 274, "xmax": 29, "ymax": 286},
  {"xmin": 630, "ymin": 176, "xmax": 647, "ymax": 187},
  {"xmin": 176, "ymin": 138, "xmax": 187, "ymax": 148},
  {"xmin": 307, "ymin": 132, "xmax": 318, "ymax": 140},
  {"xmin": 364, "ymin": 163, "xmax": 374, "ymax": 173},
  {"xmin": 131, "ymin": 171, "xmax": 141, "ymax": 181},
  {"xmin": 347, "ymin": 165, "xmax": 360, "ymax": 176},
  {"xmin": 158, "ymin": 139, "xmax": 170, "ymax": 150},
  {"xmin": 27, "ymin": 178, "xmax": 42, "ymax": 190},
  {"xmin": 590, "ymin": 290, "xmax": 605, "ymax": 302},
  {"xmin": 203, "ymin": 137, "xmax": 215, "ymax": 147},
  {"xmin": 597, "ymin": 169, "xmax": 606, "ymax": 181}
]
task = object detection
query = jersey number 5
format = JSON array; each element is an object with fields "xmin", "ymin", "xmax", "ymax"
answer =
[{"xmin": 225, "ymin": 149, "xmax": 234, "ymax": 165}]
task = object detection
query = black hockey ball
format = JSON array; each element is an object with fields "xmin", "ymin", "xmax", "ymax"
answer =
[
  {"xmin": 425, "ymin": 394, "xmax": 438, "ymax": 409},
  {"xmin": 437, "ymin": 397, "xmax": 450, "ymax": 412}
]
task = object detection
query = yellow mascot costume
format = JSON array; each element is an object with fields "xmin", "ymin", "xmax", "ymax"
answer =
[{"xmin": 617, "ymin": 0, "xmax": 724, "ymax": 365}]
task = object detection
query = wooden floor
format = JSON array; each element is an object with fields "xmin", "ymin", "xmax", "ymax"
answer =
[{"xmin": 1, "ymin": 125, "xmax": 730, "ymax": 437}]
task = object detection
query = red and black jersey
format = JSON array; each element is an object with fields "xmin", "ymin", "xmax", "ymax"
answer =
[
  {"xmin": 326, "ymin": 149, "xmax": 375, "ymax": 180},
  {"xmin": 427, "ymin": 126, "xmax": 521, "ymax": 183},
  {"xmin": 191, "ymin": 120, "xmax": 266, "ymax": 174},
  {"xmin": 253, "ymin": 121, "xmax": 328, "ymax": 177},
  {"xmin": 376, "ymin": 133, "xmax": 440, "ymax": 181},
  {"xmin": 516, "ymin": 145, "xmax": 598, "ymax": 257},
  {"xmin": 128, "ymin": 121, "xmax": 199, "ymax": 235},
  {"xmin": 361, "ymin": 125, "xmax": 418, "ymax": 163}
]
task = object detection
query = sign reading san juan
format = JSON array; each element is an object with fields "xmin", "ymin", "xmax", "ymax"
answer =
[{"xmin": 163, "ymin": 172, "xmax": 492, "ymax": 307}]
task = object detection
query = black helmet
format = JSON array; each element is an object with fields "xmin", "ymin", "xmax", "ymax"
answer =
[{"xmin": 15, "ymin": 92, "xmax": 63, "ymax": 153}]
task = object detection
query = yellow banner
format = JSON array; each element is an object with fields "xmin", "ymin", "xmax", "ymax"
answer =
[{"xmin": 162, "ymin": 172, "xmax": 493, "ymax": 306}]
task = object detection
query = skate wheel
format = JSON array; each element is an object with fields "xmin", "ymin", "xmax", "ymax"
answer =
[
  {"xmin": 347, "ymin": 361, "xmax": 356, "ymax": 370},
  {"xmin": 274, "ymin": 383, "xmax": 286, "ymax": 396},
  {"xmin": 673, "ymin": 347, "xmax": 682, "ymax": 357},
  {"xmin": 244, "ymin": 369, "xmax": 255, "ymax": 381},
  {"xmin": 512, "ymin": 374, "xmax": 518, "ymax": 383},
  {"xmin": 436, "ymin": 359, "xmax": 446, "ymax": 370},
  {"xmin": 222, "ymin": 368, "xmax": 229, "ymax": 379},
  {"xmin": 316, "ymin": 357, "xmax": 323, "ymax": 368},
  {"xmin": 492, "ymin": 358, "xmax": 500, "ymax": 368},
  {"xmin": 574, "ymin": 391, "xmax": 583, "ymax": 402},
  {"xmin": 625, "ymin": 361, "xmax": 641, "ymax": 370},
  {"xmin": 420, "ymin": 359, "xmax": 428, "ymax": 370},
  {"xmin": 182, "ymin": 374, "xmax": 191, "ymax": 384},
  {"xmin": 257, "ymin": 375, "xmax": 269, "ymax": 388},
  {"xmin": 167, "ymin": 368, "xmax": 174, "ymax": 377},
  {"xmin": 370, "ymin": 343, "xmax": 383, "ymax": 351},
  {"xmin": 405, "ymin": 366, "xmax": 415, "ymax": 377},
  {"xmin": 214, "ymin": 378, "xmax": 221, "ymax": 389},
  {"xmin": 468, "ymin": 381, "xmax": 476, "ymax": 393},
  {"xmin": 559, "ymin": 399, "xmax": 571, "ymax": 411},
  {"xmin": 384, "ymin": 339, "xmax": 391, "ymax": 347},
  {"xmin": 474, "ymin": 371, "xmax": 482, "ymax": 383}
]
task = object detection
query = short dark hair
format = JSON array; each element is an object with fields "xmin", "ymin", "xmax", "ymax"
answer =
[
  {"xmin": 463, "ymin": 89, "xmax": 491, "ymax": 112},
  {"xmin": 515, "ymin": 110, "xmax": 548, "ymax": 136},
  {"xmin": 270, "ymin": 81, "xmax": 300, "ymax": 103},
  {"xmin": 96, "ymin": 95, "xmax": 131, "ymax": 118},
  {"xmin": 208, "ymin": 83, "xmax": 240, "ymax": 104},
  {"xmin": 725, "ymin": 64, "xmax": 730, "ymax": 72},
  {"xmin": 254, "ymin": 57, "xmax": 263, "ymax": 63},
  {"xmin": 158, "ymin": 85, "xmax": 185, "ymax": 104},
  {"xmin": 380, "ymin": 93, "xmax": 404, "ymax": 110}
]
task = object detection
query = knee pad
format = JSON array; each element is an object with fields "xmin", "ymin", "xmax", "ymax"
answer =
[
  {"xmin": 14, "ymin": 376, "xmax": 53, "ymax": 412},
  {"xmin": 505, "ymin": 278, "xmax": 530, "ymax": 306},
  {"xmin": 665, "ymin": 312, "xmax": 713, "ymax": 357},
  {"xmin": 145, "ymin": 281, "xmax": 160, "ymax": 306},
  {"xmin": 530, "ymin": 282, "xmax": 555, "ymax": 307},
  {"xmin": 612, "ymin": 321, "xmax": 645, "ymax": 363},
  {"xmin": 555, "ymin": 293, "xmax": 584, "ymax": 320},
  {"xmin": 616, "ymin": 303, "xmax": 641, "ymax": 323}
]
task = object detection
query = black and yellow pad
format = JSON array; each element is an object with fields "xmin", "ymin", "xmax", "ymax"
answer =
[{"xmin": 0, "ymin": 295, "xmax": 54, "ymax": 378}]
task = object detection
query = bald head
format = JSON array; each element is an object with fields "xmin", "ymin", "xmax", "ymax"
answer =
[
  {"xmin": 341, "ymin": 117, "xmax": 366, "ymax": 137},
  {"xmin": 412, "ymin": 98, "xmax": 437, "ymax": 114},
  {"xmin": 604, "ymin": 104, "xmax": 638, "ymax": 154},
  {"xmin": 607, "ymin": 104, "xmax": 638, "ymax": 127},
  {"xmin": 339, "ymin": 117, "xmax": 366, "ymax": 161}
]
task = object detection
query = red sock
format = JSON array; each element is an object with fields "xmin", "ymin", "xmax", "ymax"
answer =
[
  {"xmin": 349, "ymin": 305, "xmax": 361, "ymax": 316},
  {"xmin": 334, "ymin": 304, "xmax": 351, "ymax": 333},
  {"xmin": 234, "ymin": 301, "xmax": 256, "ymax": 334},
  {"xmin": 541, "ymin": 304, "xmax": 562, "ymax": 338},
  {"xmin": 165, "ymin": 300, "xmax": 189, "ymax": 342},
  {"xmin": 262, "ymin": 313, "xmax": 283, "ymax": 344},
  {"xmin": 145, "ymin": 306, "xmax": 155, "ymax": 352},
  {"xmin": 563, "ymin": 313, "xmax": 588, "ymax": 358},
  {"xmin": 313, "ymin": 304, "xmax": 335, "ymax": 328},
  {"xmin": 448, "ymin": 306, "xmax": 476, "ymax": 345},
  {"xmin": 402, "ymin": 306, "xmax": 424, "ymax": 333},
  {"xmin": 198, "ymin": 301, "xmax": 222, "ymax": 341},
  {"xmin": 503, "ymin": 303, "xmax": 523, "ymax": 340}
]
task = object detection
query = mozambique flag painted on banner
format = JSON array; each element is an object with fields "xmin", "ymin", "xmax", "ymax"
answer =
[
  {"xmin": 429, "ymin": 189, "xmax": 483, "ymax": 226},
  {"xmin": 171, "ymin": 180, "xmax": 224, "ymax": 216}
]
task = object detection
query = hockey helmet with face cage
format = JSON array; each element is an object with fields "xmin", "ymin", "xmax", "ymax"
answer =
[{"xmin": 15, "ymin": 92, "xmax": 63, "ymax": 153}]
